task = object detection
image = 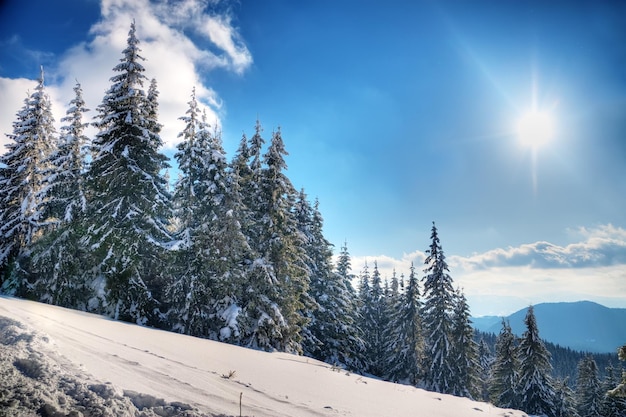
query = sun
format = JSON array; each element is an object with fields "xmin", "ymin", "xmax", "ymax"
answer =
[{"xmin": 516, "ymin": 110, "xmax": 554, "ymax": 148}]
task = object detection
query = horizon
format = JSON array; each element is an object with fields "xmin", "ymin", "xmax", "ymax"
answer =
[{"xmin": 1, "ymin": 0, "xmax": 625, "ymax": 316}]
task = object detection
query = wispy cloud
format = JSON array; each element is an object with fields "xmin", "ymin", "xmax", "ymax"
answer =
[
  {"xmin": 449, "ymin": 224, "xmax": 626, "ymax": 270},
  {"xmin": 1, "ymin": 0, "xmax": 252, "ymax": 153}
]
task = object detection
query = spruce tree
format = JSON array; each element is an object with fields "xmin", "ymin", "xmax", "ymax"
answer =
[
  {"xmin": 553, "ymin": 378, "xmax": 579, "ymax": 417},
  {"xmin": 385, "ymin": 263, "xmax": 423, "ymax": 385},
  {"xmin": 608, "ymin": 344, "xmax": 626, "ymax": 398},
  {"xmin": 239, "ymin": 126, "xmax": 309, "ymax": 352},
  {"xmin": 84, "ymin": 22, "xmax": 172, "ymax": 325},
  {"xmin": 517, "ymin": 305, "xmax": 557, "ymax": 417},
  {"xmin": 301, "ymin": 196, "xmax": 363, "ymax": 369},
  {"xmin": 421, "ymin": 222, "xmax": 456, "ymax": 394},
  {"xmin": 476, "ymin": 337, "xmax": 494, "ymax": 401},
  {"xmin": 576, "ymin": 356, "xmax": 604, "ymax": 417},
  {"xmin": 167, "ymin": 89, "xmax": 216, "ymax": 337},
  {"xmin": 360, "ymin": 261, "xmax": 387, "ymax": 376},
  {"xmin": 0, "ymin": 68, "xmax": 57, "ymax": 291},
  {"xmin": 449, "ymin": 288, "xmax": 480, "ymax": 399},
  {"xmin": 335, "ymin": 241, "xmax": 366, "ymax": 371},
  {"xmin": 356, "ymin": 262, "xmax": 373, "ymax": 372},
  {"xmin": 602, "ymin": 363, "xmax": 626, "ymax": 417},
  {"xmin": 489, "ymin": 319, "xmax": 520, "ymax": 408},
  {"xmin": 28, "ymin": 82, "xmax": 91, "ymax": 307}
]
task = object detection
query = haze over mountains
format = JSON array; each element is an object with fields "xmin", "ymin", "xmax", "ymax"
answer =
[{"xmin": 472, "ymin": 301, "xmax": 626, "ymax": 353}]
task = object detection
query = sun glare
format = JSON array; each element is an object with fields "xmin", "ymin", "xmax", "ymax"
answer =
[{"xmin": 516, "ymin": 110, "xmax": 554, "ymax": 148}]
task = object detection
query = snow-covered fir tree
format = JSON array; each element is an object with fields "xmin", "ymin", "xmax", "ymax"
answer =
[
  {"xmin": 421, "ymin": 222, "xmax": 456, "ymax": 394},
  {"xmin": 300, "ymin": 195, "xmax": 363, "ymax": 369},
  {"xmin": 240, "ymin": 126, "xmax": 310, "ymax": 353},
  {"xmin": 608, "ymin": 345, "xmax": 626, "ymax": 398},
  {"xmin": 489, "ymin": 319, "xmax": 520, "ymax": 409},
  {"xmin": 602, "ymin": 362, "xmax": 626, "ymax": 417},
  {"xmin": 359, "ymin": 261, "xmax": 387, "ymax": 376},
  {"xmin": 229, "ymin": 121, "xmax": 287, "ymax": 351},
  {"xmin": 28, "ymin": 82, "xmax": 91, "ymax": 307},
  {"xmin": 384, "ymin": 263, "xmax": 424, "ymax": 385},
  {"xmin": 517, "ymin": 305, "xmax": 557, "ymax": 417},
  {"xmin": 334, "ymin": 241, "xmax": 365, "ymax": 370},
  {"xmin": 449, "ymin": 288, "xmax": 480, "ymax": 399},
  {"xmin": 84, "ymin": 22, "xmax": 172, "ymax": 325},
  {"xmin": 553, "ymin": 378, "xmax": 579, "ymax": 417},
  {"xmin": 575, "ymin": 356, "xmax": 604, "ymax": 417},
  {"xmin": 167, "ymin": 89, "xmax": 219, "ymax": 337},
  {"xmin": 0, "ymin": 67, "xmax": 57, "ymax": 291},
  {"xmin": 476, "ymin": 337, "xmax": 494, "ymax": 401}
]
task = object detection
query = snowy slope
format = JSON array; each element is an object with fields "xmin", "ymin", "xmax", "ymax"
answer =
[{"xmin": 0, "ymin": 296, "xmax": 528, "ymax": 417}]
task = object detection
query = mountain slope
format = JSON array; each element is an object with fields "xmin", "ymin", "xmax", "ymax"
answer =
[
  {"xmin": 477, "ymin": 301, "xmax": 626, "ymax": 353},
  {"xmin": 0, "ymin": 296, "xmax": 526, "ymax": 417}
]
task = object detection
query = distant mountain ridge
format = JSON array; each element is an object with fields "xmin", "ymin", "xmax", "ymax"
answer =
[{"xmin": 472, "ymin": 301, "xmax": 626, "ymax": 353}]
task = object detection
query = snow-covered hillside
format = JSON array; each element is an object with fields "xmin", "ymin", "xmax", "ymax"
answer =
[{"xmin": 0, "ymin": 296, "xmax": 528, "ymax": 417}]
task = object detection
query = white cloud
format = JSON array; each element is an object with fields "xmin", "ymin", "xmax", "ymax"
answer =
[
  {"xmin": 448, "ymin": 224, "xmax": 626, "ymax": 270},
  {"xmin": 1, "ymin": 0, "xmax": 252, "ymax": 154}
]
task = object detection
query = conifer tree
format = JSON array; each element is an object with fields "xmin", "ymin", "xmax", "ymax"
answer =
[
  {"xmin": 356, "ymin": 262, "xmax": 373, "ymax": 372},
  {"xmin": 553, "ymin": 378, "xmax": 579, "ymax": 417},
  {"xmin": 0, "ymin": 68, "xmax": 57, "ymax": 291},
  {"xmin": 489, "ymin": 319, "xmax": 520, "ymax": 408},
  {"xmin": 167, "ymin": 89, "xmax": 216, "ymax": 337},
  {"xmin": 602, "ymin": 362, "xmax": 626, "ymax": 417},
  {"xmin": 360, "ymin": 261, "xmax": 386, "ymax": 376},
  {"xmin": 239, "ymin": 126, "xmax": 310, "ymax": 352},
  {"xmin": 576, "ymin": 356, "xmax": 603, "ymax": 417},
  {"xmin": 334, "ymin": 241, "xmax": 365, "ymax": 370},
  {"xmin": 28, "ymin": 82, "xmax": 91, "ymax": 307},
  {"xmin": 84, "ymin": 22, "xmax": 172, "ymax": 325},
  {"xmin": 300, "ymin": 196, "xmax": 363, "ymax": 369},
  {"xmin": 517, "ymin": 305, "xmax": 557, "ymax": 417},
  {"xmin": 294, "ymin": 190, "xmax": 320, "ymax": 356},
  {"xmin": 449, "ymin": 288, "xmax": 481, "ymax": 399},
  {"xmin": 476, "ymin": 337, "xmax": 494, "ymax": 401},
  {"xmin": 385, "ymin": 263, "xmax": 423, "ymax": 385},
  {"xmin": 608, "ymin": 344, "xmax": 626, "ymax": 398},
  {"xmin": 336, "ymin": 241, "xmax": 356, "ymax": 294},
  {"xmin": 421, "ymin": 222, "xmax": 456, "ymax": 394}
]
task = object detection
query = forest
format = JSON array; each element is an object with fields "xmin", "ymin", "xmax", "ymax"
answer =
[{"xmin": 0, "ymin": 23, "xmax": 624, "ymax": 417}]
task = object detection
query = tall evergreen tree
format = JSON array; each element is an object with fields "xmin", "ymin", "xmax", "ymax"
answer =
[
  {"xmin": 300, "ymin": 196, "xmax": 363, "ymax": 369},
  {"xmin": 576, "ymin": 356, "xmax": 604, "ymax": 417},
  {"xmin": 359, "ymin": 261, "xmax": 386, "ymax": 376},
  {"xmin": 449, "ymin": 288, "xmax": 480, "ymax": 399},
  {"xmin": 489, "ymin": 319, "xmax": 520, "ymax": 409},
  {"xmin": 28, "ymin": 82, "xmax": 91, "ymax": 307},
  {"xmin": 356, "ymin": 262, "xmax": 373, "ymax": 372},
  {"xmin": 239, "ymin": 126, "xmax": 310, "ymax": 353},
  {"xmin": 335, "ymin": 241, "xmax": 365, "ymax": 370},
  {"xmin": 421, "ymin": 222, "xmax": 456, "ymax": 394},
  {"xmin": 517, "ymin": 305, "xmax": 557, "ymax": 417},
  {"xmin": 0, "ymin": 68, "xmax": 57, "ymax": 291},
  {"xmin": 553, "ymin": 378, "xmax": 579, "ymax": 417},
  {"xmin": 84, "ymin": 22, "xmax": 172, "ymax": 325},
  {"xmin": 336, "ymin": 240, "xmax": 358, "ymax": 297},
  {"xmin": 476, "ymin": 337, "xmax": 494, "ymax": 402},
  {"xmin": 167, "ymin": 89, "xmax": 216, "ymax": 337},
  {"xmin": 602, "ymin": 362, "xmax": 626, "ymax": 417},
  {"xmin": 385, "ymin": 263, "xmax": 424, "ymax": 385},
  {"xmin": 608, "ymin": 344, "xmax": 626, "ymax": 398}
]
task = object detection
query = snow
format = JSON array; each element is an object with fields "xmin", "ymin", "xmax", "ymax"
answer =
[{"xmin": 0, "ymin": 296, "xmax": 529, "ymax": 417}]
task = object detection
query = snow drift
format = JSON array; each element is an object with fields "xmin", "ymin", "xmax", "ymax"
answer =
[{"xmin": 0, "ymin": 296, "xmax": 528, "ymax": 417}]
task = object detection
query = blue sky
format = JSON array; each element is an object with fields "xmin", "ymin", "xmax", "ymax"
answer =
[{"xmin": 1, "ymin": 0, "xmax": 625, "ymax": 316}]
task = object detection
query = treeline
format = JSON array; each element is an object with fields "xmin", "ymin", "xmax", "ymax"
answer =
[{"xmin": 1, "ymin": 22, "xmax": 624, "ymax": 417}]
